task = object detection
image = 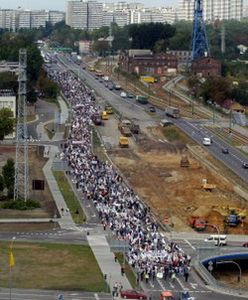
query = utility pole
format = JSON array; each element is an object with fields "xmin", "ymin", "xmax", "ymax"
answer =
[
  {"xmin": 221, "ymin": 23, "xmax": 226, "ymax": 54},
  {"xmin": 14, "ymin": 49, "xmax": 29, "ymax": 202}
]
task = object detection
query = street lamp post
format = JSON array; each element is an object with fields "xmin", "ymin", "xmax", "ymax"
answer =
[
  {"xmin": 9, "ymin": 236, "xmax": 16, "ymax": 300},
  {"xmin": 216, "ymin": 260, "xmax": 242, "ymax": 282}
]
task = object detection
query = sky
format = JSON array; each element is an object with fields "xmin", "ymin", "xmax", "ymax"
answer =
[
  {"xmin": 0, "ymin": 0, "xmax": 247, "ymax": 11},
  {"xmin": 0, "ymin": 1, "xmax": 178, "ymax": 11}
]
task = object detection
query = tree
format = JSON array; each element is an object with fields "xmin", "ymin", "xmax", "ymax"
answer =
[
  {"xmin": 2, "ymin": 158, "xmax": 15, "ymax": 199},
  {"xmin": 0, "ymin": 175, "xmax": 4, "ymax": 194},
  {"xmin": 200, "ymin": 77, "xmax": 232, "ymax": 105},
  {"xmin": 0, "ymin": 108, "xmax": 15, "ymax": 140},
  {"xmin": 92, "ymin": 40, "xmax": 110, "ymax": 56},
  {"xmin": 128, "ymin": 23, "xmax": 176, "ymax": 49}
]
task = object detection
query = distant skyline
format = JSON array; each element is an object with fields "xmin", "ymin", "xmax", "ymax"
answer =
[{"xmin": 0, "ymin": 0, "xmax": 247, "ymax": 11}]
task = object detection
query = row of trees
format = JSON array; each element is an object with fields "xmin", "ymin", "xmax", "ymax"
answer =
[
  {"xmin": 47, "ymin": 19, "xmax": 248, "ymax": 60},
  {"xmin": 0, "ymin": 31, "xmax": 43, "ymax": 103},
  {"xmin": 188, "ymin": 76, "xmax": 248, "ymax": 106}
]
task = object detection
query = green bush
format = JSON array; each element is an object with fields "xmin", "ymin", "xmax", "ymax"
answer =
[{"xmin": 2, "ymin": 199, "xmax": 40, "ymax": 210}]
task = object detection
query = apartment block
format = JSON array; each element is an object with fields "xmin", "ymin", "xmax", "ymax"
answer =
[{"xmin": 178, "ymin": 0, "xmax": 243, "ymax": 22}]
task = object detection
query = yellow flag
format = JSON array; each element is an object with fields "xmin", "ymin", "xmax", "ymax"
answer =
[{"xmin": 9, "ymin": 251, "xmax": 15, "ymax": 268}]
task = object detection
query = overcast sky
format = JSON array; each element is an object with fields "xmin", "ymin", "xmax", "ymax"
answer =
[
  {"xmin": 0, "ymin": 1, "xmax": 184, "ymax": 11},
  {"xmin": 0, "ymin": 0, "xmax": 247, "ymax": 10}
]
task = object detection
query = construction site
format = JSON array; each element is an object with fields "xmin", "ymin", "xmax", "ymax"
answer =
[{"xmin": 107, "ymin": 125, "xmax": 248, "ymax": 234}]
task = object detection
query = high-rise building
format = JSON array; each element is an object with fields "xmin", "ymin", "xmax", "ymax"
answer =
[
  {"xmin": 88, "ymin": 1, "xmax": 103, "ymax": 30},
  {"xmin": 31, "ymin": 10, "xmax": 50, "ymax": 28},
  {"xmin": 178, "ymin": 0, "xmax": 243, "ymax": 22},
  {"xmin": 0, "ymin": 9, "xmax": 17, "ymax": 31},
  {"xmin": 0, "ymin": 9, "xmax": 65, "ymax": 30},
  {"xmin": 49, "ymin": 11, "xmax": 65, "ymax": 25},
  {"xmin": 66, "ymin": 0, "xmax": 88, "ymax": 29}
]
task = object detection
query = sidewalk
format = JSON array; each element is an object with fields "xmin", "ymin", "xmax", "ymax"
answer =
[
  {"xmin": 43, "ymin": 145, "xmax": 75, "ymax": 229},
  {"xmin": 52, "ymin": 97, "xmax": 69, "ymax": 141},
  {"xmin": 87, "ymin": 234, "xmax": 132, "ymax": 292}
]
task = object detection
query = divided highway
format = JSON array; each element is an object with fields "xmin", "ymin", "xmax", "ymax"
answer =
[{"xmin": 58, "ymin": 54, "xmax": 248, "ymax": 184}]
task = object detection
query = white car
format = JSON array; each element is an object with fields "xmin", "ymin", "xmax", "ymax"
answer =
[
  {"xmin": 202, "ymin": 137, "xmax": 212, "ymax": 146},
  {"xmin": 120, "ymin": 92, "xmax": 127, "ymax": 98}
]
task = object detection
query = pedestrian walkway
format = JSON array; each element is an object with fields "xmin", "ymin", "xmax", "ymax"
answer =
[
  {"xmin": 52, "ymin": 96, "xmax": 69, "ymax": 141},
  {"xmin": 87, "ymin": 234, "xmax": 132, "ymax": 292},
  {"xmin": 43, "ymin": 145, "xmax": 75, "ymax": 229}
]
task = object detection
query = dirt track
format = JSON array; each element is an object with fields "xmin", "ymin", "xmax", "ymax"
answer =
[{"xmin": 110, "ymin": 127, "xmax": 248, "ymax": 234}]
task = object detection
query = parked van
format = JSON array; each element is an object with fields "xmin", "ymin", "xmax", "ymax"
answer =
[
  {"xmin": 204, "ymin": 235, "xmax": 227, "ymax": 246},
  {"xmin": 202, "ymin": 137, "xmax": 212, "ymax": 146}
]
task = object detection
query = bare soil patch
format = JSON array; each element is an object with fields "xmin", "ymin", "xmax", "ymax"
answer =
[{"xmin": 110, "ymin": 127, "xmax": 248, "ymax": 233}]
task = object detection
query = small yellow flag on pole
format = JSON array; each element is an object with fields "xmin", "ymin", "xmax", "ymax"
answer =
[{"xmin": 9, "ymin": 251, "xmax": 15, "ymax": 268}]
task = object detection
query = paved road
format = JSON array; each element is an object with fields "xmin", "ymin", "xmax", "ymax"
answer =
[{"xmin": 0, "ymin": 288, "xmax": 112, "ymax": 300}]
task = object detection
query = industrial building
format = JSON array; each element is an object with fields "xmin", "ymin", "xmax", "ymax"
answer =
[{"xmin": 119, "ymin": 50, "xmax": 178, "ymax": 76}]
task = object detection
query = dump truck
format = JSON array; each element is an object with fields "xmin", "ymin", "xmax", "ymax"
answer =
[
  {"xmin": 165, "ymin": 106, "xmax": 180, "ymax": 118},
  {"xmin": 118, "ymin": 120, "xmax": 140, "ymax": 135},
  {"xmin": 118, "ymin": 121, "xmax": 132, "ymax": 137},
  {"xmin": 136, "ymin": 95, "xmax": 148, "ymax": 104},
  {"xmin": 101, "ymin": 111, "xmax": 109, "ymax": 120},
  {"xmin": 105, "ymin": 105, "xmax": 113, "ymax": 114},
  {"xmin": 119, "ymin": 136, "xmax": 129, "ymax": 148},
  {"xmin": 188, "ymin": 216, "xmax": 206, "ymax": 231}
]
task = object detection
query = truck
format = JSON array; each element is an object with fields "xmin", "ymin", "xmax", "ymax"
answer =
[
  {"xmin": 136, "ymin": 95, "xmax": 148, "ymax": 104},
  {"xmin": 119, "ymin": 136, "xmax": 129, "ymax": 148},
  {"xmin": 105, "ymin": 105, "xmax": 113, "ymax": 114},
  {"xmin": 188, "ymin": 216, "xmax": 206, "ymax": 231},
  {"xmin": 101, "ymin": 111, "xmax": 109, "ymax": 120},
  {"xmin": 118, "ymin": 120, "xmax": 140, "ymax": 135},
  {"xmin": 165, "ymin": 106, "xmax": 180, "ymax": 118},
  {"xmin": 118, "ymin": 120, "xmax": 132, "ymax": 137},
  {"xmin": 140, "ymin": 76, "xmax": 157, "ymax": 84}
]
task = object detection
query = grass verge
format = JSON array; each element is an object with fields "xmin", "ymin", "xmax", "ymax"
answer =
[
  {"xmin": 0, "ymin": 242, "xmax": 106, "ymax": 291},
  {"xmin": 115, "ymin": 253, "xmax": 138, "ymax": 289},
  {"xmin": 162, "ymin": 125, "xmax": 192, "ymax": 143},
  {"xmin": 53, "ymin": 171, "xmax": 86, "ymax": 224}
]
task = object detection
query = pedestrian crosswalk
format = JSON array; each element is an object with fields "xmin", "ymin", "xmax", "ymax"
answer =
[{"xmin": 142, "ymin": 275, "xmax": 210, "ymax": 295}]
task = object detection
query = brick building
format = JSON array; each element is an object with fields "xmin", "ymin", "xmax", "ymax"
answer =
[
  {"xmin": 119, "ymin": 49, "xmax": 178, "ymax": 76},
  {"xmin": 191, "ymin": 56, "xmax": 221, "ymax": 77}
]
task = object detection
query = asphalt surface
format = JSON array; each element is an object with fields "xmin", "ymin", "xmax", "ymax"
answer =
[{"xmin": 0, "ymin": 288, "xmax": 112, "ymax": 300}]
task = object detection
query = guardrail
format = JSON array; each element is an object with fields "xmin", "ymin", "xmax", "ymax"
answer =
[{"xmin": 194, "ymin": 260, "xmax": 248, "ymax": 298}]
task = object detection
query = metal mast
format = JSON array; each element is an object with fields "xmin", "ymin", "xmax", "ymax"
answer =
[
  {"xmin": 14, "ymin": 49, "xmax": 29, "ymax": 201},
  {"xmin": 191, "ymin": 0, "xmax": 210, "ymax": 60}
]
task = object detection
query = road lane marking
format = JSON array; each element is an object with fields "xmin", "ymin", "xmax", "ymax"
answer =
[
  {"xmin": 184, "ymin": 239, "xmax": 196, "ymax": 250},
  {"xmin": 94, "ymin": 293, "xmax": 100, "ymax": 300},
  {"xmin": 176, "ymin": 277, "xmax": 185, "ymax": 290}
]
